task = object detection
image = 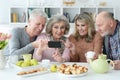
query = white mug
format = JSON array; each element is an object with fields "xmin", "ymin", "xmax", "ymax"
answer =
[
  {"xmin": 41, "ymin": 59, "xmax": 50, "ymax": 68},
  {"xmin": 85, "ymin": 51, "xmax": 95, "ymax": 63}
]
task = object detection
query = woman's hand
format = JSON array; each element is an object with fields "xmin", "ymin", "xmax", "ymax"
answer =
[
  {"xmin": 62, "ymin": 40, "xmax": 75, "ymax": 55},
  {"xmin": 52, "ymin": 48, "xmax": 65, "ymax": 62}
]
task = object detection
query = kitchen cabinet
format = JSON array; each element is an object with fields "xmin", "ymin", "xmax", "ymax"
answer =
[
  {"xmin": 10, "ymin": 6, "xmax": 115, "ymax": 24},
  {"xmin": 0, "ymin": 0, "xmax": 116, "ymax": 31}
]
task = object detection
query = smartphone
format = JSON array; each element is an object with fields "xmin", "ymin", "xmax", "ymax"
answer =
[{"xmin": 48, "ymin": 41, "xmax": 61, "ymax": 48}]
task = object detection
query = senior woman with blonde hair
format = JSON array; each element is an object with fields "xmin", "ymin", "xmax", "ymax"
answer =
[
  {"xmin": 33, "ymin": 15, "xmax": 70, "ymax": 62},
  {"xmin": 66, "ymin": 13, "xmax": 103, "ymax": 62}
]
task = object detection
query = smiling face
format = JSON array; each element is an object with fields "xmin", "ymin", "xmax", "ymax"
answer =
[
  {"xmin": 52, "ymin": 21, "xmax": 66, "ymax": 40},
  {"xmin": 28, "ymin": 16, "xmax": 46, "ymax": 36},
  {"xmin": 76, "ymin": 20, "xmax": 88, "ymax": 37}
]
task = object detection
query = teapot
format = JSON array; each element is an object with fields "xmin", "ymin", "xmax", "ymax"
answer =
[{"xmin": 90, "ymin": 54, "xmax": 111, "ymax": 73}]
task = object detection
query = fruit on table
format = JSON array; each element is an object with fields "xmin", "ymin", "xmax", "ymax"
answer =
[
  {"xmin": 50, "ymin": 64, "xmax": 57, "ymax": 72},
  {"xmin": 16, "ymin": 56, "xmax": 38, "ymax": 67},
  {"xmin": 31, "ymin": 59, "xmax": 38, "ymax": 66},
  {"xmin": 22, "ymin": 54, "xmax": 32, "ymax": 61},
  {"xmin": 21, "ymin": 60, "xmax": 31, "ymax": 67},
  {"xmin": 16, "ymin": 60, "xmax": 24, "ymax": 66},
  {"xmin": 16, "ymin": 59, "xmax": 38, "ymax": 67}
]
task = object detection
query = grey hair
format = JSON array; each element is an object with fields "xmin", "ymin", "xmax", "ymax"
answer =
[
  {"xmin": 103, "ymin": 12, "xmax": 114, "ymax": 20},
  {"xmin": 29, "ymin": 9, "xmax": 48, "ymax": 20},
  {"xmin": 46, "ymin": 15, "xmax": 70, "ymax": 35}
]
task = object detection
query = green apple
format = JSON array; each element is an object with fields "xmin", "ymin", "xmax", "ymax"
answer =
[
  {"xmin": 21, "ymin": 62, "xmax": 29, "ymax": 67},
  {"xmin": 16, "ymin": 60, "xmax": 24, "ymax": 66},
  {"xmin": 50, "ymin": 64, "xmax": 57, "ymax": 72},
  {"xmin": 30, "ymin": 59, "xmax": 38, "ymax": 66},
  {"xmin": 21, "ymin": 60, "xmax": 31, "ymax": 67},
  {"xmin": 22, "ymin": 54, "xmax": 32, "ymax": 61}
]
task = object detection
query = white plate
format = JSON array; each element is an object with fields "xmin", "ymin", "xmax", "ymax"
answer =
[
  {"xmin": 58, "ymin": 72, "xmax": 87, "ymax": 78},
  {"xmin": 11, "ymin": 62, "xmax": 42, "ymax": 71},
  {"xmin": 17, "ymin": 69, "xmax": 49, "ymax": 77}
]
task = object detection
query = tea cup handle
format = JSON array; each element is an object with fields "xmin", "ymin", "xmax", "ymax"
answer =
[{"xmin": 106, "ymin": 59, "xmax": 114, "ymax": 69}]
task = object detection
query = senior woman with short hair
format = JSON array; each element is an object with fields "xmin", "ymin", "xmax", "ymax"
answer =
[
  {"xmin": 33, "ymin": 15, "xmax": 70, "ymax": 62},
  {"xmin": 3, "ymin": 9, "xmax": 47, "ymax": 57}
]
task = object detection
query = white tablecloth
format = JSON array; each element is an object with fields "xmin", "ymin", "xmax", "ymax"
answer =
[{"xmin": 0, "ymin": 62, "xmax": 119, "ymax": 80}]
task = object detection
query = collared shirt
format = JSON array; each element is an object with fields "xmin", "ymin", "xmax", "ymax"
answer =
[{"xmin": 109, "ymin": 22, "xmax": 120, "ymax": 60}]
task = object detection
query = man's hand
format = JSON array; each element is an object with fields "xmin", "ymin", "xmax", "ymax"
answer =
[
  {"xmin": 32, "ymin": 39, "xmax": 48, "ymax": 48},
  {"xmin": 34, "ymin": 39, "xmax": 49, "ymax": 56},
  {"xmin": 113, "ymin": 60, "xmax": 120, "ymax": 70}
]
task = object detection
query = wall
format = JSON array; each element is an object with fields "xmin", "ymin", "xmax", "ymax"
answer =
[
  {"xmin": 0, "ymin": 0, "xmax": 120, "ymax": 33},
  {"xmin": 0, "ymin": 0, "xmax": 28, "ymax": 33}
]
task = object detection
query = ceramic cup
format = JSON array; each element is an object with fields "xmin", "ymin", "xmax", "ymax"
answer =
[
  {"xmin": 85, "ymin": 51, "xmax": 95, "ymax": 63},
  {"xmin": 41, "ymin": 59, "xmax": 50, "ymax": 68}
]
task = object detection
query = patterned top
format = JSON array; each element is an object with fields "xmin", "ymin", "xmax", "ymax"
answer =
[{"xmin": 108, "ymin": 22, "xmax": 120, "ymax": 60}]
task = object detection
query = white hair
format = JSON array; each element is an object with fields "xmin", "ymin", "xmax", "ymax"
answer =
[
  {"xmin": 29, "ymin": 9, "xmax": 48, "ymax": 20},
  {"xmin": 46, "ymin": 15, "xmax": 70, "ymax": 35}
]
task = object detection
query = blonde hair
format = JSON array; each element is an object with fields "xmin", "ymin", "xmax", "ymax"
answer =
[
  {"xmin": 46, "ymin": 15, "xmax": 70, "ymax": 35},
  {"xmin": 73, "ymin": 13, "xmax": 96, "ymax": 42}
]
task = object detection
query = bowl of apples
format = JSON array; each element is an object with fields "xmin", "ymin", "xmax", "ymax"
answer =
[{"xmin": 13, "ymin": 54, "xmax": 41, "ymax": 71}]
